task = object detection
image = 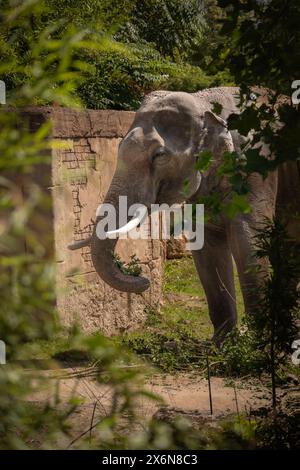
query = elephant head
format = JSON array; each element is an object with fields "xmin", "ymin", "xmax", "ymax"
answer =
[{"xmin": 68, "ymin": 90, "xmax": 237, "ymax": 293}]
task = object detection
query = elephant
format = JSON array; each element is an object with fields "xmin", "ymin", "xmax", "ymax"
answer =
[{"xmin": 68, "ymin": 87, "xmax": 300, "ymax": 343}]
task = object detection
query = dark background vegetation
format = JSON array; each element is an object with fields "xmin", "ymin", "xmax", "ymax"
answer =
[{"xmin": 0, "ymin": 0, "xmax": 299, "ymax": 449}]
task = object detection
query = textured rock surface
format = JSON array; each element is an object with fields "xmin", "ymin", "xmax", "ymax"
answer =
[
  {"xmin": 166, "ymin": 237, "xmax": 190, "ymax": 259},
  {"xmin": 25, "ymin": 107, "xmax": 165, "ymax": 335}
]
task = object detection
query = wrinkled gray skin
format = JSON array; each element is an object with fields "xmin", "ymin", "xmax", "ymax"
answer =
[{"xmin": 70, "ymin": 87, "xmax": 282, "ymax": 342}]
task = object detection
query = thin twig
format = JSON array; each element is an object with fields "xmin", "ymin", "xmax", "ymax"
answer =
[
  {"xmin": 67, "ymin": 417, "xmax": 105, "ymax": 448},
  {"xmin": 216, "ymin": 268, "xmax": 236, "ymax": 304},
  {"xmin": 89, "ymin": 401, "xmax": 97, "ymax": 445},
  {"xmin": 233, "ymin": 382, "xmax": 240, "ymax": 419}
]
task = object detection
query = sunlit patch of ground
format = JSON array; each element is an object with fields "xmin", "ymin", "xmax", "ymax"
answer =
[{"xmin": 27, "ymin": 369, "xmax": 268, "ymax": 449}]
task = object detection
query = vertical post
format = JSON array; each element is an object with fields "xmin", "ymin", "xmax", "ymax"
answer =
[
  {"xmin": 0, "ymin": 80, "xmax": 6, "ymax": 104},
  {"xmin": 233, "ymin": 383, "xmax": 240, "ymax": 419},
  {"xmin": 206, "ymin": 353, "xmax": 213, "ymax": 415},
  {"xmin": 0, "ymin": 340, "xmax": 6, "ymax": 365},
  {"xmin": 270, "ymin": 305, "xmax": 277, "ymax": 411}
]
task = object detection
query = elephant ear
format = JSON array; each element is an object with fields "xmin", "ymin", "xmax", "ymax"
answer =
[
  {"xmin": 202, "ymin": 110, "xmax": 234, "ymax": 158},
  {"xmin": 203, "ymin": 110, "xmax": 227, "ymax": 130}
]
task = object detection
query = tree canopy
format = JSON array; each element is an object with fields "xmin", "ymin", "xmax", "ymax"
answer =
[{"xmin": 1, "ymin": 0, "xmax": 232, "ymax": 110}]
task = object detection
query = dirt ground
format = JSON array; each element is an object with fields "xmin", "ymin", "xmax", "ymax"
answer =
[
  {"xmin": 28, "ymin": 368, "xmax": 268, "ymax": 448},
  {"xmin": 24, "ymin": 258, "xmax": 271, "ymax": 448}
]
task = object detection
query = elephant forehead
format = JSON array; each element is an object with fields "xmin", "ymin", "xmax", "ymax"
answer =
[
  {"xmin": 122, "ymin": 126, "xmax": 162, "ymax": 147},
  {"xmin": 142, "ymin": 91, "xmax": 198, "ymax": 112},
  {"xmin": 120, "ymin": 126, "xmax": 164, "ymax": 161},
  {"xmin": 137, "ymin": 106, "xmax": 202, "ymax": 149},
  {"xmin": 127, "ymin": 117, "xmax": 197, "ymax": 154}
]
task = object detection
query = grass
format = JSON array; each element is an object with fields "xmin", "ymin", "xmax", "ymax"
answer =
[
  {"xmin": 164, "ymin": 257, "xmax": 207, "ymax": 296},
  {"xmin": 121, "ymin": 256, "xmax": 245, "ymax": 371},
  {"xmin": 164, "ymin": 257, "xmax": 244, "ymax": 319},
  {"xmin": 16, "ymin": 256, "xmax": 245, "ymax": 372},
  {"xmin": 14, "ymin": 332, "xmax": 71, "ymax": 362}
]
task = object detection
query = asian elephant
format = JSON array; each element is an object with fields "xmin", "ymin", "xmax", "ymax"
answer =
[{"xmin": 68, "ymin": 87, "xmax": 299, "ymax": 343}]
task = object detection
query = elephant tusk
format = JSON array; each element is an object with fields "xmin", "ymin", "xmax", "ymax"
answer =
[
  {"xmin": 106, "ymin": 206, "xmax": 148, "ymax": 238},
  {"xmin": 68, "ymin": 237, "xmax": 91, "ymax": 250}
]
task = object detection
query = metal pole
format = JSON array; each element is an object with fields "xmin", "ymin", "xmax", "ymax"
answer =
[{"xmin": 206, "ymin": 353, "xmax": 213, "ymax": 415}]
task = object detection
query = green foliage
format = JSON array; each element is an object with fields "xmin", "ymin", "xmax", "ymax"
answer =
[
  {"xmin": 0, "ymin": 0, "xmax": 135, "ymax": 107},
  {"xmin": 113, "ymin": 253, "xmax": 142, "ymax": 276},
  {"xmin": 195, "ymin": 150, "xmax": 213, "ymax": 172},
  {"xmin": 1, "ymin": 0, "xmax": 298, "ymax": 451},
  {"xmin": 206, "ymin": 416, "xmax": 257, "ymax": 450},
  {"xmin": 0, "ymin": 0, "xmax": 92, "ymax": 448},
  {"xmin": 196, "ymin": 190, "xmax": 251, "ymax": 223},
  {"xmin": 0, "ymin": 1, "xmax": 95, "ymax": 357},
  {"xmin": 193, "ymin": 1, "xmax": 300, "ymax": 221},
  {"xmin": 1, "ymin": 0, "xmax": 232, "ymax": 110},
  {"xmin": 250, "ymin": 217, "xmax": 300, "ymax": 408},
  {"xmin": 137, "ymin": 414, "xmax": 258, "ymax": 450},
  {"xmin": 0, "ymin": 252, "xmax": 57, "ymax": 355},
  {"xmin": 255, "ymin": 408, "xmax": 300, "ymax": 450},
  {"xmin": 0, "ymin": 366, "xmax": 72, "ymax": 449},
  {"xmin": 1, "ymin": 2, "xmax": 90, "ymax": 107},
  {"xmin": 251, "ymin": 218, "xmax": 300, "ymax": 356},
  {"xmin": 216, "ymin": 0, "xmax": 300, "ymax": 95},
  {"xmin": 0, "ymin": 0, "xmax": 161, "ymax": 450},
  {"xmin": 117, "ymin": 0, "xmax": 206, "ymax": 60},
  {"xmin": 213, "ymin": 0, "xmax": 300, "ymax": 172},
  {"xmin": 191, "ymin": 0, "xmax": 227, "ymax": 69},
  {"xmin": 123, "ymin": 325, "xmax": 206, "ymax": 371},
  {"xmin": 122, "ymin": 259, "xmax": 213, "ymax": 371},
  {"xmin": 45, "ymin": 0, "xmax": 135, "ymax": 31},
  {"xmin": 122, "ymin": 257, "xmax": 246, "ymax": 372},
  {"xmin": 194, "ymin": 147, "xmax": 252, "ymax": 222},
  {"xmin": 217, "ymin": 327, "xmax": 267, "ymax": 377},
  {"xmin": 218, "ymin": 218, "xmax": 300, "ymax": 383},
  {"xmin": 76, "ymin": 44, "xmax": 216, "ymax": 110}
]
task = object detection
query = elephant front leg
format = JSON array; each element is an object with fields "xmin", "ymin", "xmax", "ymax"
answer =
[
  {"xmin": 229, "ymin": 216, "xmax": 268, "ymax": 316},
  {"xmin": 192, "ymin": 224, "xmax": 237, "ymax": 344}
]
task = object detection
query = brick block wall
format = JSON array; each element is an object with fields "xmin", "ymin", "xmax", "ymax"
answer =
[{"xmin": 24, "ymin": 107, "xmax": 165, "ymax": 335}]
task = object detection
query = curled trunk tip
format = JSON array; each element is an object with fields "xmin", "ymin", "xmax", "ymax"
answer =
[{"xmin": 90, "ymin": 227, "xmax": 150, "ymax": 293}]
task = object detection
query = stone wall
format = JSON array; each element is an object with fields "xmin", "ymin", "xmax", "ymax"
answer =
[
  {"xmin": 166, "ymin": 237, "xmax": 190, "ymax": 259},
  {"xmin": 25, "ymin": 107, "xmax": 165, "ymax": 335}
]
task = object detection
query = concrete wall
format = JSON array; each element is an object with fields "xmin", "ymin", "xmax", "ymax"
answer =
[{"xmin": 25, "ymin": 107, "xmax": 165, "ymax": 335}]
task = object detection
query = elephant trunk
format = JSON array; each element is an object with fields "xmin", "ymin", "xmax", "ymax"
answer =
[{"xmin": 90, "ymin": 179, "xmax": 150, "ymax": 294}]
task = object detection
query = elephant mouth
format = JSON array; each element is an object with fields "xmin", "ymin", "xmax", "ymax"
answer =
[
  {"xmin": 156, "ymin": 180, "xmax": 166, "ymax": 199},
  {"xmin": 156, "ymin": 179, "xmax": 188, "ymax": 205},
  {"xmin": 156, "ymin": 179, "xmax": 173, "ymax": 204}
]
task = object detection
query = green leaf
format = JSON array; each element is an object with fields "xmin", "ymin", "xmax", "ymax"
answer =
[
  {"xmin": 195, "ymin": 150, "xmax": 212, "ymax": 171},
  {"xmin": 224, "ymin": 193, "xmax": 251, "ymax": 218}
]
